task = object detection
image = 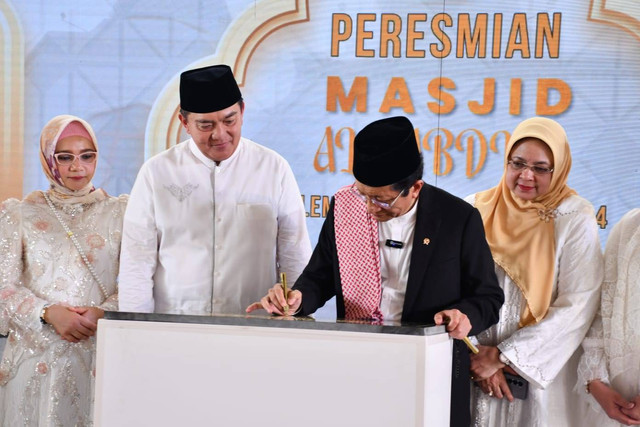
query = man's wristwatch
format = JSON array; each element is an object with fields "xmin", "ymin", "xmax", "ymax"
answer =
[{"xmin": 498, "ymin": 351, "xmax": 511, "ymax": 366}]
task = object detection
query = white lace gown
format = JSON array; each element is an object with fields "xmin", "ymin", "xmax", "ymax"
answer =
[
  {"xmin": 467, "ymin": 194, "xmax": 604, "ymax": 427},
  {"xmin": 0, "ymin": 190, "xmax": 127, "ymax": 427},
  {"xmin": 576, "ymin": 208, "xmax": 640, "ymax": 427}
]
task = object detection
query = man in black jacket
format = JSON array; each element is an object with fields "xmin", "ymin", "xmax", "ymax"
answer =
[{"xmin": 247, "ymin": 116, "xmax": 504, "ymax": 426}]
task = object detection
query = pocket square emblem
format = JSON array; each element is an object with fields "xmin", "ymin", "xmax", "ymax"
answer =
[{"xmin": 165, "ymin": 183, "xmax": 199, "ymax": 202}]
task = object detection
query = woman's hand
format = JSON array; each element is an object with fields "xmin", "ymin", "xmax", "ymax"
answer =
[
  {"xmin": 43, "ymin": 304, "xmax": 98, "ymax": 343},
  {"xmin": 470, "ymin": 345, "xmax": 503, "ymax": 380},
  {"xmin": 68, "ymin": 306, "xmax": 105, "ymax": 324},
  {"xmin": 589, "ymin": 380, "xmax": 640, "ymax": 425},
  {"xmin": 621, "ymin": 395, "xmax": 640, "ymax": 423},
  {"xmin": 476, "ymin": 369, "xmax": 514, "ymax": 402}
]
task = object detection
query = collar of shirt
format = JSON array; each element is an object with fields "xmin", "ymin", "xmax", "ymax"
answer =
[{"xmin": 188, "ymin": 137, "xmax": 244, "ymax": 171}]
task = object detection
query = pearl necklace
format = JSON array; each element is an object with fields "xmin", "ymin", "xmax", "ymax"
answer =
[{"xmin": 43, "ymin": 192, "xmax": 109, "ymax": 300}]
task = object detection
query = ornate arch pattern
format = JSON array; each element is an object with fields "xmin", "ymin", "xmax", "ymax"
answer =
[
  {"xmin": 144, "ymin": 0, "xmax": 310, "ymax": 158},
  {"xmin": 588, "ymin": 0, "xmax": 640, "ymax": 41},
  {"xmin": 0, "ymin": 0, "xmax": 24, "ymax": 201}
]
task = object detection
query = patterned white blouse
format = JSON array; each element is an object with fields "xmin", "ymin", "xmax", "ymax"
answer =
[{"xmin": 0, "ymin": 190, "xmax": 127, "ymax": 426}]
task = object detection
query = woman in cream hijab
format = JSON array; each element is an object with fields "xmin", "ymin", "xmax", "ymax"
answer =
[
  {"xmin": 467, "ymin": 117, "xmax": 603, "ymax": 426},
  {"xmin": 577, "ymin": 209, "xmax": 640, "ymax": 426},
  {"xmin": 0, "ymin": 115, "xmax": 127, "ymax": 426}
]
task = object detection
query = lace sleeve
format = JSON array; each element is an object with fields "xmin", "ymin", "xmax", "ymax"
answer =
[
  {"xmin": 577, "ymin": 226, "xmax": 627, "ymax": 387},
  {"xmin": 577, "ymin": 306, "xmax": 609, "ymax": 386},
  {"xmin": 0, "ymin": 199, "xmax": 48, "ymax": 336},
  {"xmin": 99, "ymin": 294, "xmax": 119, "ymax": 312},
  {"xmin": 578, "ymin": 221, "xmax": 615, "ymax": 386}
]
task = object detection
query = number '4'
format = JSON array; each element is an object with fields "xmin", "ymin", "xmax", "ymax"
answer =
[{"xmin": 596, "ymin": 205, "xmax": 608, "ymax": 229}]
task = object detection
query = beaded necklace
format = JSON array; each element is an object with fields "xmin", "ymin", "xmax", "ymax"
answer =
[{"xmin": 43, "ymin": 191, "xmax": 109, "ymax": 300}]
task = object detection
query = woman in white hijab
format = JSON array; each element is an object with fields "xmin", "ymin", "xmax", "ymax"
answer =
[
  {"xmin": 577, "ymin": 209, "xmax": 640, "ymax": 426},
  {"xmin": 0, "ymin": 115, "xmax": 127, "ymax": 426}
]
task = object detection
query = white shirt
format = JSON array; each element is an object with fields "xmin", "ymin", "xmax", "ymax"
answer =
[
  {"xmin": 465, "ymin": 193, "xmax": 603, "ymax": 427},
  {"xmin": 118, "ymin": 137, "xmax": 311, "ymax": 315},
  {"xmin": 378, "ymin": 199, "xmax": 418, "ymax": 322}
]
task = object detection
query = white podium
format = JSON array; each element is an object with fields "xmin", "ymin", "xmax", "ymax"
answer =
[{"xmin": 94, "ymin": 312, "xmax": 452, "ymax": 427}]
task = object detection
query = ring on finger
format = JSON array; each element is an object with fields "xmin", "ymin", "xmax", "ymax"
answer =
[{"xmin": 489, "ymin": 390, "xmax": 494, "ymax": 397}]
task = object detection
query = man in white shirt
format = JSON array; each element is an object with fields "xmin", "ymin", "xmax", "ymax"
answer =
[{"xmin": 119, "ymin": 64, "xmax": 311, "ymax": 315}]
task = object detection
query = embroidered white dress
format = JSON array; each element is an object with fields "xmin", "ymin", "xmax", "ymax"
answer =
[
  {"xmin": 0, "ymin": 190, "xmax": 127, "ymax": 426},
  {"xmin": 466, "ymin": 194, "xmax": 603, "ymax": 427},
  {"xmin": 118, "ymin": 137, "xmax": 311, "ymax": 315},
  {"xmin": 576, "ymin": 209, "xmax": 640, "ymax": 427}
]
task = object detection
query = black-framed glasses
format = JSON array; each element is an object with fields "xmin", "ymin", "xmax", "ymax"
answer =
[
  {"xmin": 53, "ymin": 151, "xmax": 98, "ymax": 165},
  {"xmin": 350, "ymin": 183, "xmax": 406, "ymax": 210},
  {"xmin": 508, "ymin": 160, "xmax": 554, "ymax": 175}
]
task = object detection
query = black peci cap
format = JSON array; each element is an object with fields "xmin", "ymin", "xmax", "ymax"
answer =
[
  {"xmin": 179, "ymin": 64, "xmax": 242, "ymax": 113},
  {"xmin": 352, "ymin": 116, "xmax": 421, "ymax": 187}
]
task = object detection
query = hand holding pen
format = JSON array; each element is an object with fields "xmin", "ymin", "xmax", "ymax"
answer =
[
  {"xmin": 246, "ymin": 274, "xmax": 303, "ymax": 315},
  {"xmin": 280, "ymin": 272, "xmax": 289, "ymax": 312},
  {"xmin": 433, "ymin": 309, "xmax": 478, "ymax": 353}
]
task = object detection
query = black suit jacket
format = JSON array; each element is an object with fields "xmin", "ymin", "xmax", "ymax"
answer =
[{"xmin": 293, "ymin": 184, "xmax": 504, "ymax": 427}]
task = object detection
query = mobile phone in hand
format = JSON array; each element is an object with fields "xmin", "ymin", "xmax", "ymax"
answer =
[{"xmin": 504, "ymin": 372, "xmax": 528, "ymax": 400}]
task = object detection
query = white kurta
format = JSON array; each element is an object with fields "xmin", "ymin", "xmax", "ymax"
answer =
[
  {"xmin": 118, "ymin": 137, "xmax": 311, "ymax": 315},
  {"xmin": 0, "ymin": 190, "xmax": 126, "ymax": 427},
  {"xmin": 576, "ymin": 208, "xmax": 640, "ymax": 427},
  {"xmin": 466, "ymin": 194, "xmax": 603, "ymax": 427}
]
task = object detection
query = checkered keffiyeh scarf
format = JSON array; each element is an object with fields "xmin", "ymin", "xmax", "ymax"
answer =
[{"xmin": 334, "ymin": 186, "xmax": 383, "ymax": 321}]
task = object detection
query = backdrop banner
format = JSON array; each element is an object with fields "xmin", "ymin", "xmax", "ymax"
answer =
[{"xmin": 2, "ymin": 1, "xmax": 639, "ymax": 278}]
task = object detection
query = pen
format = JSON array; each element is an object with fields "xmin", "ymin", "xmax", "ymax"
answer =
[
  {"xmin": 442, "ymin": 317, "xmax": 479, "ymax": 354},
  {"xmin": 463, "ymin": 336, "xmax": 479, "ymax": 354},
  {"xmin": 280, "ymin": 272, "xmax": 289, "ymax": 312}
]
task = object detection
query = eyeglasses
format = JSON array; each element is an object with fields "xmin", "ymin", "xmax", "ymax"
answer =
[
  {"xmin": 53, "ymin": 152, "xmax": 98, "ymax": 165},
  {"xmin": 507, "ymin": 160, "xmax": 554, "ymax": 175},
  {"xmin": 195, "ymin": 121, "xmax": 214, "ymax": 132},
  {"xmin": 193, "ymin": 115, "xmax": 238, "ymax": 132},
  {"xmin": 350, "ymin": 183, "xmax": 406, "ymax": 210}
]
